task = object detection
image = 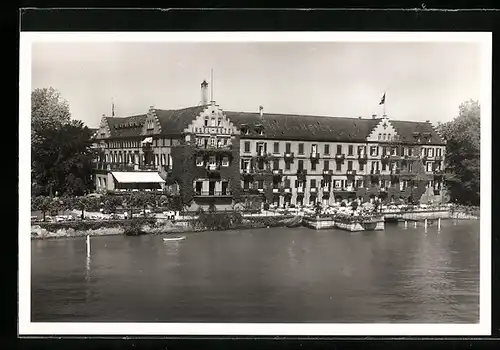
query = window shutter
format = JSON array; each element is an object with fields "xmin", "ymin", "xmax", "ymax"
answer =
[
  {"xmin": 321, "ymin": 179, "xmax": 324, "ymax": 187},
  {"xmin": 295, "ymin": 180, "xmax": 298, "ymax": 188},
  {"xmin": 264, "ymin": 143, "xmax": 267, "ymax": 153}
]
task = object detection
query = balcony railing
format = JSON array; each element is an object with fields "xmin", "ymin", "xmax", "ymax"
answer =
[
  {"xmin": 310, "ymin": 152, "xmax": 320, "ymax": 159},
  {"xmin": 335, "ymin": 153, "xmax": 345, "ymax": 161},
  {"xmin": 283, "ymin": 152, "xmax": 295, "ymax": 160},
  {"xmin": 381, "ymin": 154, "xmax": 391, "ymax": 163},
  {"xmin": 310, "ymin": 187, "xmax": 318, "ymax": 193},
  {"xmin": 297, "ymin": 187, "xmax": 305, "ymax": 193},
  {"xmin": 206, "ymin": 164, "xmax": 221, "ymax": 176},
  {"xmin": 370, "ymin": 170, "xmax": 381, "ymax": 175},
  {"xmin": 272, "ymin": 187, "xmax": 283, "ymax": 193},
  {"xmin": 272, "ymin": 169, "xmax": 283, "ymax": 176},
  {"xmin": 194, "ymin": 144, "xmax": 232, "ymax": 153},
  {"xmin": 391, "ymin": 169, "xmax": 401, "ymax": 175},
  {"xmin": 283, "ymin": 188, "xmax": 292, "ymax": 193},
  {"xmin": 296, "ymin": 169, "xmax": 307, "ymax": 180},
  {"xmin": 358, "ymin": 154, "xmax": 368, "ymax": 162},
  {"xmin": 332, "ymin": 187, "xmax": 356, "ymax": 192},
  {"xmin": 346, "ymin": 170, "xmax": 356, "ymax": 176},
  {"xmin": 323, "ymin": 169, "xmax": 333, "ymax": 176},
  {"xmin": 194, "ymin": 190, "xmax": 232, "ymax": 197}
]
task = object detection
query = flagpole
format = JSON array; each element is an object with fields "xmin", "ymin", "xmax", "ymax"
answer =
[{"xmin": 383, "ymin": 91, "xmax": 386, "ymax": 116}]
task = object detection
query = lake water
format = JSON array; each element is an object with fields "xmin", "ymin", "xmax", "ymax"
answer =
[{"xmin": 31, "ymin": 220, "xmax": 480, "ymax": 323}]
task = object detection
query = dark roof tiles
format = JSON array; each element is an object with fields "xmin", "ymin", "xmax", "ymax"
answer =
[
  {"xmin": 106, "ymin": 114, "xmax": 147, "ymax": 138},
  {"xmin": 154, "ymin": 105, "xmax": 207, "ymax": 135},
  {"xmin": 225, "ymin": 111, "xmax": 381, "ymax": 142},
  {"xmin": 390, "ymin": 120, "xmax": 445, "ymax": 145}
]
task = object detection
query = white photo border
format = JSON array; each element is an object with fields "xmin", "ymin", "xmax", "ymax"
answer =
[{"xmin": 19, "ymin": 31, "xmax": 492, "ymax": 336}]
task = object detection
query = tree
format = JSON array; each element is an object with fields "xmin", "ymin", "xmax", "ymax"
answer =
[
  {"xmin": 127, "ymin": 192, "xmax": 155, "ymax": 217},
  {"xmin": 31, "ymin": 87, "xmax": 71, "ymax": 131},
  {"xmin": 32, "ymin": 116, "xmax": 96, "ymax": 196},
  {"xmin": 437, "ymin": 100, "xmax": 480, "ymax": 205},
  {"xmin": 101, "ymin": 193, "xmax": 123, "ymax": 214},
  {"xmin": 31, "ymin": 196, "xmax": 54, "ymax": 222},
  {"xmin": 73, "ymin": 196, "xmax": 100, "ymax": 220}
]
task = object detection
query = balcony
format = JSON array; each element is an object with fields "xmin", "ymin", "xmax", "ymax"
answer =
[
  {"xmin": 283, "ymin": 188, "xmax": 292, "ymax": 193},
  {"xmin": 433, "ymin": 170, "xmax": 444, "ymax": 178},
  {"xmin": 390, "ymin": 169, "xmax": 401, "ymax": 175},
  {"xmin": 335, "ymin": 153, "xmax": 345, "ymax": 162},
  {"xmin": 310, "ymin": 187, "xmax": 318, "ymax": 193},
  {"xmin": 194, "ymin": 190, "xmax": 232, "ymax": 197},
  {"xmin": 206, "ymin": 164, "xmax": 221, "ymax": 177},
  {"xmin": 323, "ymin": 169, "xmax": 333, "ymax": 176},
  {"xmin": 272, "ymin": 169, "xmax": 283, "ymax": 176},
  {"xmin": 381, "ymin": 154, "xmax": 391, "ymax": 163},
  {"xmin": 310, "ymin": 152, "xmax": 320, "ymax": 160},
  {"xmin": 283, "ymin": 152, "xmax": 295, "ymax": 161},
  {"xmin": 332, "ymin": 187, "xmax": 356, "ymax": 193},
  {"xmin": 297, "ymin": 187, "xmax": 305, "ymax": 194},
  {"xmin": 370, "ymin": 170, "xmax": 381, "ymax": 175},
  {"xmin": 272, "ymin": 187, "xmax": 284, "ymax": 194},
  {"xmin": 296, "ymin": 169, "xmax": 307, "ymax": 180},
  {"xmin": 358, "ymin": 154, "xmax": 368, "ymax": 163},
  {"xmin": 380, "ymin": 187, "xmax": 388, "ymax": 192},
  {"xmin": 346, "ymin": 170, "xmax": 356, "ymax": 177},
  {"xmin": 194, "ymin": 144, "xmax": 232, "ymax": 155}
]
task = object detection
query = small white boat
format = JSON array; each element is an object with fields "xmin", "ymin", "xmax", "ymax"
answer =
[{"xmin": 163, "ymin": 236, "xmax": 186, "ymax": 242}]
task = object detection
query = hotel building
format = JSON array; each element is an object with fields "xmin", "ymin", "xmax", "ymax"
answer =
[{"xmin": 92, "ymin": 81, "xmax": 446, "ymax": 209}]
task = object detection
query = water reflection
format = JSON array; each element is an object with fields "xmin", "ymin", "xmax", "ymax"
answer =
[{"xmin": 32, "ymin": 222, "xmax": 480, "ymax": 323}]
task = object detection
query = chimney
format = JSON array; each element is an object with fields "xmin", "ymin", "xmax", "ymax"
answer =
[
  {"xmin": 201, "ymin": 80, "xmax": 209, "ymax": 105},
  {"xmin": 372, "ymin": 114, "xmax": 377, "ymax": 119},
  {"xmin": 259, "ymin": 105, "xmax": 263, "ymax": 118}
]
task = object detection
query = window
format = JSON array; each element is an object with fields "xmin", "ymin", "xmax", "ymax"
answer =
[
  {"xmin": 370, "ymin": 146, "xmax": 378, "ymax": 156},
  {"xmin": 217, "ymin": 119, "xmax": 221, "ymax": 127},
  {"xmin": 382, "ymin": 163, "xmax": 387, "ymax": 171},
  {"xmin": 222, "ymin": 157, "xmax": 229, "ymax": 167},
  {"xmin": 196, "ymin": 157, "xmax": 204, "ymax": 167},
  {"xmin": 210, "ymin": 138, "xmax": 216, "ymax": 146},
  {"xmin": 241, "ymin": 159, "xmax": 250, "ymax": 171},
  {"xmin": 378, "ymin": 133, "xmax": 382, "ymax": 140},
  {"xmin": 334, "ymin": 180, "xmax": 341, "ymax": 188},
  {"xmin": 336, "ymin": 145, "xmax": 342, "ymax": 154},
  {"xmin": 211, "ymin": 118, "xmax": 216, "ymax": 127},
  {"xmin": 311, "ymin": 144, "xmax": 318, "ymax": 154},
  {"xmin": 382, "ymin": 146, "xmax": 387, "ymax": 156},
  {"xmin": 383, "ymin": 133, "xmax": 387, "ymax": 140},
  {"xmin": 273, "ymin": 159, "xmax": 279, "ymax": 170},
  {"xmin": 348, "ymin": 145, "xmax": 353, "ymax": 156},
  {"xmin": 243, "ymin": 180, "xmax": 250, "ymax": 190},
  {"xmin": 258, "ymin": 180, "xmax": 264, "ymax": 190},
  {"xmin": 336, "ymin": 162, "xmax": 342, "ymax": 172},
  {"xmin": 273, "ymin": 142, "xmax": 280, "ymax": 153},
  {"xmin": 298, "ymin": 160, "xmax": 304, "ymax": 170},
  {"xmin": 408, "ymin": 148, "xmax": 413, "ymax": 156},
  {"xmin": 310, "ymin": 179, "xmax": 316, "ymax": 188},
  {"xmin": 285, "ymin": 143, "xmax": 291, "ymax": 154},
  {"xmin": 311, "ymin": 161, "xmax": 316, "ymax": 171},
  {"xmin": 209, "ymin": 156, "xmax": 216, "ymax": 166},
  {"xmin": 204, "ymin": 118, "xmax": 208, "ymax": 126},
  {"xmin": 359, "ymin": 163, "xmax": 364, "ymax": 171},
  {"xmin": 429, "ymin": 148, "xmax": 434, "ymax": 157},
  {"xmin": 298, "ymin": 143, "xmax": 304, "ymax": 155},
  {"xmin": 437, "ymin": 148, "xmax": 442, "ymax": 157},
  {"xmin": 391, "ymin": 147, "xmax": 397, "ymax": 156},
  {"xmin": 285, "ymin": 161, "xmax": 291, "ymax": 170},
  {"xmin": 347, "ymin": 161, "xmax": 353, "ymax": 171},
  {"xmin": 408, "ymin": 162, "xmax": 413, "ymax": 172},
  {"xmin": 155, "ymin": 154, "xmax": 159, "ymax": 165},
  {"xmin": 244, "ymin": 141, "xmax": 250, "ymax": 153},
  {"xmin": 161, "ymin": 154, "xmax": 166, "ymax": 165},
  {"xmin": 357, "ymin": 146, "xmax": 364, "ymax": 155},
  {"xmin": 257, "ymin": 142, "xmax": 266, "ymax": 155},
  {"xmin": 324, "ymin": 144, "xmax": 330, "ymax": 155},
  {"xmin": 323, "ymin": 160, "xmax": 329, "ymax": 170},
  {"xmin": 284, "ymin": 179, "xmax": 291, "ymax": 188}
]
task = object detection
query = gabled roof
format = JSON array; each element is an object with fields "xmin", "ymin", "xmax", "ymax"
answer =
[
  {"xmin": 155, "ymin": 105, "xmax": 208, "ymax": 135},
  {"xmin": 390, "ymin": 120, "xmax": 445, "ymax": 145},
  {"xmin": 224, "ymin": 111, "xmax": 381, "ymax": 142},
  {"xmin": 106, "ymin": 114, "xmax": 147, "ymax": 138}
]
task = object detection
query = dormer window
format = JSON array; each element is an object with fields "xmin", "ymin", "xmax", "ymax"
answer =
[
  {"xmin": 211, "ymin": 118, "xmax": 216, "ymax": 127},
  {"xmin": 255, "ymin": 124, "xmax": 264, "ymax": 136},
  {"xmin": 217, "ymin": 119, "xmax": 222, "ymax": 127},
  {"xmin": 204, "ymin": 118, "xmax": 208, "ymax": 126}
]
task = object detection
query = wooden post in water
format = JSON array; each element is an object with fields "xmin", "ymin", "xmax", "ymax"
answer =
[
  {"xmin": 424, "ymin": 218, "xmax": 428, "ymax": 228},
  {"xmin": 86, "ymin": 235, "xmax": 90, "ymax": 257},
  {"xmin": 414, "ymin": 221, "xmax": 417, "ymax": 228},
  {"xmin": 438, "ymin": 218, "xmax": 441, "ymax": 231},
  {"xmin": 404, "ymin": 221, "xmax": 408, "ymax": 229}
]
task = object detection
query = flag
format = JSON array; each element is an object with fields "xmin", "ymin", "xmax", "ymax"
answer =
[
  {"xmin": 379, "ymin": 93, "xmax": 386, "ymax": 105},
  {"xmin": 112, "ymin": 101, "xmax": 115, "ymax": 117}
]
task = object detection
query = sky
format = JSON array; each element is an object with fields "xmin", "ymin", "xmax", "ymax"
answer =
[{"xmin": 31, "ymin": 41, "xmax": 481, "ymax": 128}]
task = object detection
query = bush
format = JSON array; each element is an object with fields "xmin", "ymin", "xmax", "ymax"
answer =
[
  {"xmin": 196, "ymin": 211, "xmax": 243, "ymax": 231},
  {"xmin": 351, "ymin": 201, "xmax": 359, "ymax": 211},
  {"xmin": 340, "ymin": 202, "xmax": 346, "ymax": 207},
  {"xmin": 263, "ymin": 203, "xmax": 270, "ymax": 211}
]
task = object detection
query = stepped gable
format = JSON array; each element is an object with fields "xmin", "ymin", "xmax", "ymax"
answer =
[{"xmin": 390, "ymin": 120, "xmax": 445, "ymax": 145}]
